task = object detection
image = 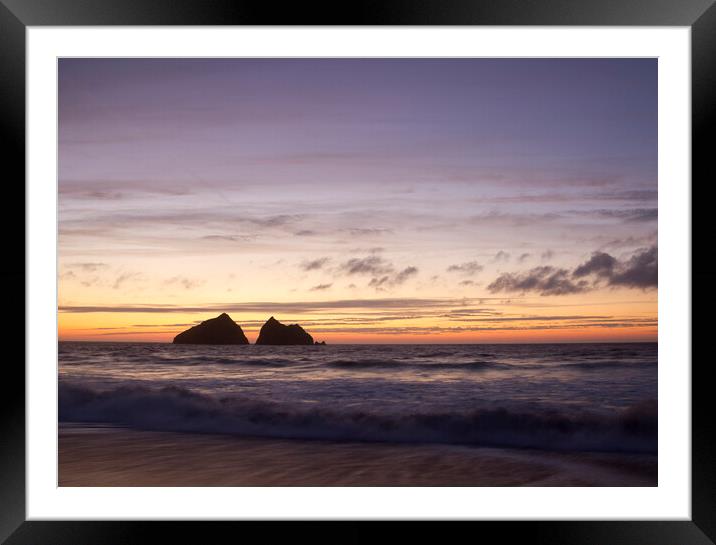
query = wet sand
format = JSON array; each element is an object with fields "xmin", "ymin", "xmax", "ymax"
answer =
[{"xmin": 59, "ymin": 424, "xmax": 657, "ymax": 487}]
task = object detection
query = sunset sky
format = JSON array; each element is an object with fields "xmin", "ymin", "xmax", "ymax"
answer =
[{"xmin": 58, "ymin": 58, "xmax": 657, "ymax": 343}]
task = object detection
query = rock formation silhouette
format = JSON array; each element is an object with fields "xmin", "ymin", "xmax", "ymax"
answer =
[
  {"xmin": 255, "ymin": 316, "xmax": 314, "ymax": 345},
  {"xmin": 173, "ymin": 313, "xmax": 249, "ymax": 345}
]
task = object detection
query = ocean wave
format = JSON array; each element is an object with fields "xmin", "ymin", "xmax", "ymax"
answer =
[
  {"xmin": 58, "ymin": 382, "xmax": 657, "ymax": 454},
  {"xmin": 326, "ymin": 359, "xmax": 507, "ymax": 371},
  {"xmin": 558, "ymin": 360, "xmax": 657, "ymax": 370}
]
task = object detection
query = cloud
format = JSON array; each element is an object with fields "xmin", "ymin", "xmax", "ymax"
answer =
[
  {"xmin": 592, "ymin": 208, "xmax": 658, "ymax": 223},
  {"xmin": 201, "ymin": 235, "xmax": 253, "ymax": 242},
  {"xmin": 66, "ymin": 262, "xmax": 108, "ymax": 272},
  {"xmin": 310, "ymin": 283, "xmax": 333, "ymax": 291},
  {"xmin": 344, "ymin": 228, "xmax": 392, "ymax": 237},
  {"xmin": 394, "ymin": 266, "xmax": 419, "ymax": 284},
  {"xmin": 459, "ymin": 280, "xmax": 475, "ymax": 286},
  {"xmin": 294, "ymin": 230, "xmax": 318, "ymax": 237},
  {"xmin": 164, "ymin": 276, "xmax": 205, "ymax": 290},
  {"xmin": 59, "ymin": 297, "xmax": 488, "ymax": 314},
  {"xmin": 301, "ymin": 257, "xmax": 330, "ymax": 271},
  {"xmin": 469, "ymin": 211, "xmax": 561, "ymax": 227},
  {"xmin": 368, "ymin": 267, "xmax": 419, "ymax": 291},
  {"xmin": 573, "ymin": 252, "xmax": 618, "ymax": 278},
  {"xmin": 493, "ymin": 251, "xmax": 511, "ymax": 263},
  {"xmin": 608, "ymin": 246, "xmax": 657, "ymax": 288},
  {"xmin": 541, "ymin": 250, "xmax": 555, "ymax": 261},
  {"xmin": 247, "ymin": 214, "xmax": 303, "ymax": 228},
  {"xmin": 572, "ymin": 246, "xmax": 657, "ymax": 289},
  {"xmin": 597, "ymin": 232, "xmax": 657, "ymax": 251},
  {"xmin": 489, "ymin": 246, "xmax": 657, "ymax": 296},
  {"xmin": 446, "ymin": 261, "xmax": 483, "ymax": 276},
  {"xmin": 368, "ymin": 276, "xmax": 391, "ymax": 289},
  {"xmin": 591, "ymin": 190, "xmax": 658, "ymax": 202},
  {"xmin": 338, "ymin": 255, "xmax": 394, "ymax": 276},
  {"xmin": 518, "ymin": 253, "xmax": 531, "ymax": 263},
  {"xmin": 488, "ymin": 266, "xmax": 589, "ymax": 296},
  {"xmin": 112, "ymin": 272, "xmax": 142, "ymax": 290}
]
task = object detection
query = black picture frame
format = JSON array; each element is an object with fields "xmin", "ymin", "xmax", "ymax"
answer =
[{"xmin": 1, "ymin": 0, "xmax": 712, "ymax": 543}]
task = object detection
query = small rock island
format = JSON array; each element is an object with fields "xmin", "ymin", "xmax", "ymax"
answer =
[
  {"xmin": 173, "ymin": 313, "xmax": 249, "ymax": 345},
  {"xmin": 255, "ymin": 316, "xmax": 314, "ymax": 345}
]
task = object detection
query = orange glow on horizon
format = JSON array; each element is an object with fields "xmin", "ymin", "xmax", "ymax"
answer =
[{"xmin": 58, "ymin": 311, "xmax": 657, "ymax": 344}]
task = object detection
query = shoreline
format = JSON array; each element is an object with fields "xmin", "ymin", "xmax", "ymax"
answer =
[{"xmin": 59, "ymin": 423, "xmax": 657, "ymax": 487}]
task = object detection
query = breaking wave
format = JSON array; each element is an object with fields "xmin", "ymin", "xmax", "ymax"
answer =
[{"xmin": 59, "ymin": 382, "xmax": 657, "ymax": 454}]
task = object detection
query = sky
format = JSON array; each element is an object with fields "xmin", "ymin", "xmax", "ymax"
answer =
[{"xmin": 58, "ymin": 58, "xmax": 658, "ymax": 343}]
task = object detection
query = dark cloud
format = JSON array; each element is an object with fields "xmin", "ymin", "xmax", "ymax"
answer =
[
  {"xmin": 446, "ymin": 261, "xmax": 483, "ymax": 275},
  {"xmin": 489, "ymin": 246, "xmax": 657, "ymax": 296},
  {"xmin": 541, "ymin": 250, "xmax": 555, "ymax": 261},
  {"xmin": 301, "ymin": 257, "xmax": 330, "ymax": 271},
  {"xmin": 310, "ymin": 283, "xmax": 333, "ymax": 291},
  {"xmin": 488, "ymin": 266, "xmax": 589, "ymax": 296},
  {"xmin": 368, "ymin": 276, "xmax": 391, "ymax": 289},
  {"xmin": 608, "ymin": 246, "xmax": 657, "ymax": 288},
  {"xmin": 572, "ymin": 246, "xmax": 657, "ymax": 289},
  {"xmin": 294, "ymin": 230, "xmax": 318, "ymax": 236},
  {"xmin": 338, "ymin": 255, "xmax": 393, "ymax": 276},
  {"xmin": 394, "ymin": 266, "xmax": 418, "ymax": 284},
  {"xmin": 368, "ymin": 267, "xmax": 419, "ymax": 290},
  {"xmin": 518, "ymin": 253, "xmax": 531, "ymax": 263},
  {"xmin": 573, "ymin": 252, "xmax": 618, "ymax": 278},
  {"xmin": 459, "ymin": 280, "xmax": 475, "ymax": 286}
]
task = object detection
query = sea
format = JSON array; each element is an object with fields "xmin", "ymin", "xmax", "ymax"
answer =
[{"xmin": 58, "ymin": 342, "xmax": 658, "ymax": 454}]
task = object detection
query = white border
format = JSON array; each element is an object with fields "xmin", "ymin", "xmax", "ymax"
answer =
[{"xmin": 27, "ymin": 27, "xmax": 691, "ymax": 520}]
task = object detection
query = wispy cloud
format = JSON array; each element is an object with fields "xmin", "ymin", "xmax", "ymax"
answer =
[
  {"xmin": 112, "ymin": 272, "xmax": 142, "ymax": 290},
  {"xmin": 66, "ymin": 262, "xmax": 108, "ymax": 272},
  {"xmin": 368, "ymin": 266, "xmax": 419, "ymax": 291},
  {"xmin": 164, "ymin": 276, "xmax": 205, "ymax": 290},
  {"xmin": 301, "ymin": 257, "xmax": 330, "ymax": 271},
  {"xmin": 446, "ymin": 261, "xmax": 483, "ymax": 275},
  {"xmin": 493, "ymin": 251, "xmax": 511, "ymax": 263},
  {"xmin": 58, "ymin": 297, "xmax": 492, "ymax": 314},
  {"xmin": 591, "ymin": 208, "xmax": 657, "ymax": 223},
  {"xmin": 310, "ymin": 283, "xmax": 333, "ymax": 291},
  {"xmin": 338, "ymin": 255, "xmax": 394, "ymax": 276}
]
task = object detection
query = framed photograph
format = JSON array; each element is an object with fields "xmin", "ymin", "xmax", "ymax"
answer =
[{"xmin": 3, "ymin": 0, "xmax": 712, "ymax": 543}]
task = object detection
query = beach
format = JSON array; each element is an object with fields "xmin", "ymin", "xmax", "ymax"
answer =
[{"xmin": 59, "ymin": 424, "xmax": 657, "ymax": 487}]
